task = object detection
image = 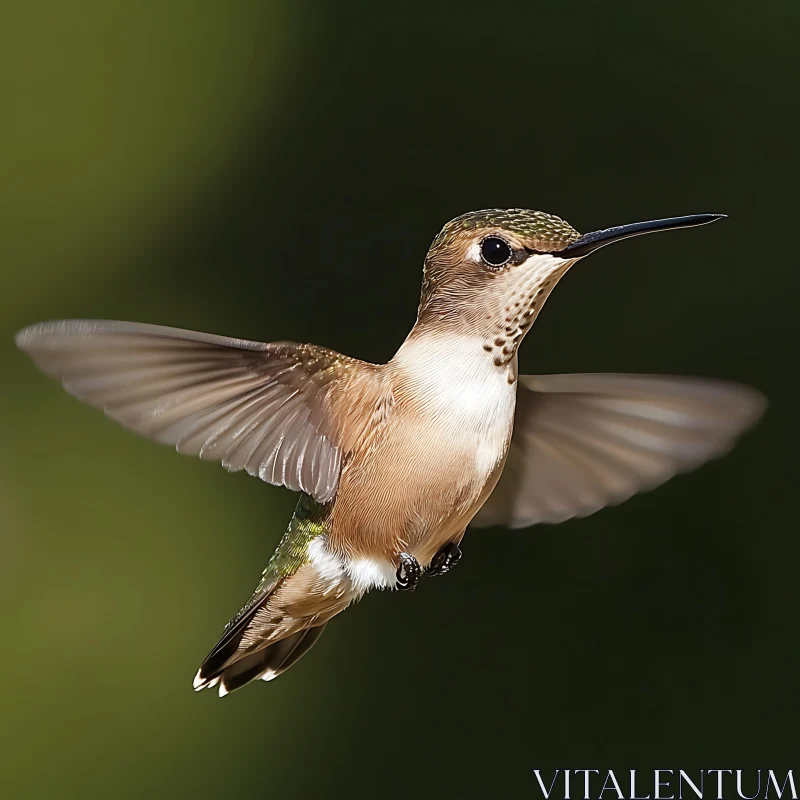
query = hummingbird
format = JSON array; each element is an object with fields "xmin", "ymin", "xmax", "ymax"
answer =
[{"xmin": 15, "ymin": 209, "xmax": 766, "ymax": 696}]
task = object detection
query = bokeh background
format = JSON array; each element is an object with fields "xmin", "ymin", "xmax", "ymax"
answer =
[{"xmin": 2, "ymin": 1, "xmax": 797, "ymax": 797}]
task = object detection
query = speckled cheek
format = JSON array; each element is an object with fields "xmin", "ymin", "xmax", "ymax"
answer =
[{"xmin": 483, "ymin": 255, "xmax": 575, "ymax": 365}]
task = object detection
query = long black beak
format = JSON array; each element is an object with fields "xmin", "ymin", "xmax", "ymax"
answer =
[{"xmin": 559, "ymin": 213, "xmax": 726, "ymax": 258}]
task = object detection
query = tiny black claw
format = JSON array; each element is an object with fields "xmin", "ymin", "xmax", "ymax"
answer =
[
  {"xmin": 425, "ymin": 542, "xmax": 462, "ymax": 577},
  {"xmin": 396, "ymin": 552, "xmax": 422, "ymax": 591}
]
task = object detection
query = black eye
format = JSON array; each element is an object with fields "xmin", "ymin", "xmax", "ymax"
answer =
[{"xmin": 480, "ymin": 236, "xmax": 513, "ymax": 268}]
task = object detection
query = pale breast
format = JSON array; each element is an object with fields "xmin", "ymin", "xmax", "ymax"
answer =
[
  {"xmin": 411, "ymin": 349, "xmax": 515, "ymax": 480},
  {"xmin": 335, "ymin": 336, "xmax": 515, "ymax": 557}
]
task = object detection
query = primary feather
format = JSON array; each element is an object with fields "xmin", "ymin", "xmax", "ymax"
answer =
[
  {"xmin": 15, "ymin": 320, "xmax": 371, "ymax": 503},
  {"xmin": 472, "ymin": 373, "xmax": 766, "ymax": 528}
]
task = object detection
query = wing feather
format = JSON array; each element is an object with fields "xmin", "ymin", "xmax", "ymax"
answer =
[
  {"xmin": 472, "ymin": 373, "xmax": 766, "ymax": 528},
  {"xmin": 15, "ymin": 319, "xmax": 376, "ymax": 503}
]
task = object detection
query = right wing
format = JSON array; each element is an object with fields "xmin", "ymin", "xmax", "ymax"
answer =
[
  {"xmin": 15, "ymin": 319, "xmax": 381, "ymax": 503},
  {"xmin": 472, "ymin": 373, "xmax": 766, "ymax": 529}
]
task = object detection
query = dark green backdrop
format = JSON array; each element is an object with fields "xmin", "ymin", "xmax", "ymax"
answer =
[{"xmin": 1, "ymin": 2, "xmax": 797, "ymax": 797}]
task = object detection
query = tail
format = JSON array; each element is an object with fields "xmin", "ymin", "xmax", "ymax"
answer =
[
  {"xmin": 194, "ymin": 622, "xmax": 328, "ymax": 696},
  {"xmin": 193, "ymin": 495, "xmax": 356, "ymax": 696}
]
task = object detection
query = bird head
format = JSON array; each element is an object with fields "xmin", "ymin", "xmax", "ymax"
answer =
[{"xmin": 418, "ymin": 208, "xmax": 724, "ymax": 364}]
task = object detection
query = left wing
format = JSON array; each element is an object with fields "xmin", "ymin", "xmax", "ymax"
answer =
[
  {"xmin": 472, "ymin": 373, "xmax": 766, "ymax": 529},
  {"xmin": 15, "ymin": 320, "xmax": 380, "ymax": 503}
]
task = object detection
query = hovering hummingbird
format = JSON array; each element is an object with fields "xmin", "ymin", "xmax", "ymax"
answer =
[{"xmin": 15, "ymin": 209, "xmax": 765, "ymax": 696}]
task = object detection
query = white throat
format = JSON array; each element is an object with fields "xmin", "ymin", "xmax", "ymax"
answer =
[{"xmin": 392, "ymin": 332, "xmax": 517, "ymax": 456}]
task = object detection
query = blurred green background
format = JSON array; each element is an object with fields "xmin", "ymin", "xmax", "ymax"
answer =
[{"xmin": 1, "ymin": 1, "xmax": 797, "ymax": 797}]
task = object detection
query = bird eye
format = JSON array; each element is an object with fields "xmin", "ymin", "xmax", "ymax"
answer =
[{"xmin": 479, "ymin": 236, "xmax": 513, "ymax": 268}]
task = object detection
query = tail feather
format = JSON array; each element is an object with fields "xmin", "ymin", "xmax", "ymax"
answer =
[
  {"xmin": 200, "ymin": 624, "xmax": 328, "ymax": 696},
  {"xmin": 193, "ymin": 540, "xmax": 352, "ymax": 695},
  {"xmin": 194, "ymin": 496, "xmax": 354, "ymax": 696},
  {"xmin": 194, "ymin": 586, "xmax": 273, "ymax": 686}
]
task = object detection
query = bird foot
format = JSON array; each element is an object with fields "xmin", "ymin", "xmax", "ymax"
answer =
[
  {"xmin": 425, "ymin": 542, "xmax": 462, "ymax": 577},
  {"xmin": 395, "ymin": 552, "xmax": 421, "ymax": 591}
]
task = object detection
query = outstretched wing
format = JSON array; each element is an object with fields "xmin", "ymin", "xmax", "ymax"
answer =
[
  {"xmin": 15, "ymin": 319, "xmax": 377, "ymax": 503},
  {"xmin": 472, "ymin": 373, "xmax": 766, "ymax": 529}
]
